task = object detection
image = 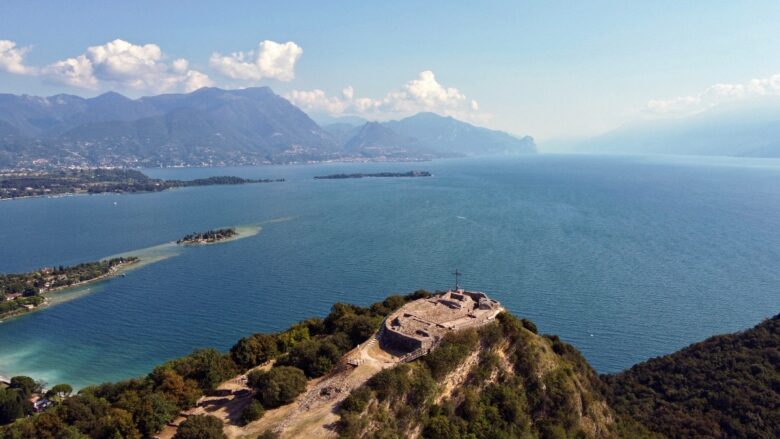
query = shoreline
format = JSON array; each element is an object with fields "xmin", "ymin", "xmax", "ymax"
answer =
[
  {"xmin": 0, "ymin": 259, "xmax": 141, "ymax": 322},
  {"xmin": 0, "ymin": 223, "xmax": 266, "ymax": 324}
]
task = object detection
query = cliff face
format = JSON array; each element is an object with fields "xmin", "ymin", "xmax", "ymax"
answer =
[{"xmin": 336, "ymin": 313, "xmax": 646, "ymax": 439}]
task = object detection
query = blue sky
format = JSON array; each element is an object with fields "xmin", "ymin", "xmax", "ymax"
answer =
[{"xmin": 2, "ymin": 1, "xmax": 780, "ymax": 139}]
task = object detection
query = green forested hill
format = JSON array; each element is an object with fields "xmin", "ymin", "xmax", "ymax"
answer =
[{"xmin": 603, "ymin": 314, "xmax": 780, "ymax": 439}]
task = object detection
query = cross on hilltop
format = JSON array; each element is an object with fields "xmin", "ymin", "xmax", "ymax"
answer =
[{"xmin": 452, "ymin": 269, "xmax": 462, "ymax": 290}]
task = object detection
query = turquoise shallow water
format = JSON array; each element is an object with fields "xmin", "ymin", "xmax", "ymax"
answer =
[{"xmin": 1, "ymin": 154, "xmax": 779, "ymax": 388}]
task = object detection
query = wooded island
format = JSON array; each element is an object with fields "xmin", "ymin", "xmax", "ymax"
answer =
[
  {"xmin": 177, "ymin": 228, "xmax": 238, "ymax": 245},
  {"xmin": 313, "ymin": 171, "xmax": 431, "ymax": 179}
]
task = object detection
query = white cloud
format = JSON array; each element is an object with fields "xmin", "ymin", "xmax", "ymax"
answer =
[
  {"xmin": 45, "ymin": 39, "xmax": 213, "ymax": 92},
  {"xmin": 0, "ymin": 38, "xmax": 212, "ymax": 93},
  {"xmin": 44, "ymin": 55, "xmax": 97, "ymax": 89},
  {"xmin": 209, "ymin": 40, "xmax": 302, "ymax": 82},
  {"xmin": 646, "ymin": 73, "xmax": 780, "ymax": 116},
  {"xmin": 0, "ymin": 40, "xmax": 35, "ymax": 74},
  {"xmin": 183, "ymin": 70, "xmax": 213, "ymax": 92},
  {"xmin": 286, "ymin": 70, "xmax": 483, "ymax": 121}
]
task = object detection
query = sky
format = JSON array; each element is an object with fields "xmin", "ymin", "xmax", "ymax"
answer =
[{"xmin": 2, "ymin": 1, "xmax": 780, "ymax": 140}]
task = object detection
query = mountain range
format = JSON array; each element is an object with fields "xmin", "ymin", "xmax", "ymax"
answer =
[
  {"xmin": 562, "ymin": 100, "xmax": 780, "ymax": 157},
  {"xmin": 0, "ymin": 87, "xmax": 535, "ymax": 169}
]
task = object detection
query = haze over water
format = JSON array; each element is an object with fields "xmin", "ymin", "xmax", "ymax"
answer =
[{"xmin": 1, "ymin": 154, "xmax": 779, "ymax": 388}]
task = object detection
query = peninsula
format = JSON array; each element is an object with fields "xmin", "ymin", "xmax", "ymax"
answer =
[
  {"xmin": 0, "ymin": 168, "xmax": 284, "ymax": 200},
  {"xmin": 1, "ymin": 288, "xmax": 776, "ymax": 438},
  {"xmin": 0, "ymin": 257, "xmax": 137, "ymax": 319},
  {"xmin": 177, "ymin": 228, "xmax": 238, "ymax": 245},
  {"xmin": 313, "ymin": 170, "xmax": 431, "ymax": 179}
]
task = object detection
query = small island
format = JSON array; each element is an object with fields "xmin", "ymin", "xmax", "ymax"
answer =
[
  {"xmin": 0, "ymin": 168, "xmax": 285, "ymax": 200},
  {"xmin": 177, "ymin": 228, "xmax": 238, "ymax": 245},
  {"xmin": 313, "ymin": 170, "xmax": 431, "ymax": 179},
  {"xmin": 0, "ymin": 257, "xmax": 138, "ymax": 319}
]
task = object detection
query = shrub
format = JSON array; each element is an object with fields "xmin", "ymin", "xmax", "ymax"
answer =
[
  {"xmin": 339, "ymin": 386, "xmax": 372, "ymax": 413},
  {"xmin": 424, "ymin": 329, "xmax": 479, "ymax": 379},
  {"xmin": 240, "ymin": 400, "xmax": 265, "ymax": 425},
  {"xmin": 521, "ymin": 319, "xmax": 538, "ymax": 334},
  {"xmin": 173, "ymin": 414, "xmax": 226, "ymax": 439},
  {"xmin": 367, "ymin": 364, "xmax": 411, "ymax": 402}
]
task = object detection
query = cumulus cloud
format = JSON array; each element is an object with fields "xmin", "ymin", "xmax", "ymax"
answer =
[
  {"xmin": 286, "ymin": 70, "xmax": 483, "ymax": 121},
  {"xmin": 44, "ymin": 55, "xmax": 97, "ymax": 89},
  {"xmin": 0, "ymin": 38, "xmax": 212, "ymax": 93},
  {"xmin": 646, "ymin": 73, "xmax": 780, "ymax": 116},
  {"xmin": 0, "ymin": 40, "xmax": 35, "ymax": 74},
  {"xmin": 209, "ymin": 40, "xmax": 302, "ymax": 82},
  {"xmin": 42, "ymin": 39, "xmax": 213, "ymax": 92}
]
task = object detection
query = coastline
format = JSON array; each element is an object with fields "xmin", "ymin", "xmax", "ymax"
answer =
[
  {"xmin": 0, "ymin": 223, "xmax": 265, "ymax": 324},
  {"xmin": 0, "ymin": 259, "xmax": 141, "ymax": 322}
]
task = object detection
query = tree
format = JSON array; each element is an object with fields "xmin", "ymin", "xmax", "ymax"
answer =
[
  {"xmin": 9, "ymin": 376, "xmax": 39, "ymax": 398},
  {"xmin": 0, "ymin": 387, "xmax": 27, "ymax": 425},
  {"xmin": 134, "ymin": 393, "xmax": 178, "ymax": 437},
  {"xmin": 94, "ymin": 408, "xmax": 141, "ymax": 439},
  {"xmin": 46, "ymin": 384, "xmax": 73, "ymax": 401},
  {"xmin": 251, "ymin": 366, "xmax": 307, "ymax": 408},
  {"xmin": 173, "ymin": 414, "xmax": 226, "ymax": 439},
  {"xmin": 159, "ymin": 349, "xmax": 238, "ymax": 391},
  {"xmin": 150, "ymin": 369, "xmax": 202, "ymax": 408},
  {"xmin": 230, "ymin": 334, "xmax": 278, "ymax": 369}
]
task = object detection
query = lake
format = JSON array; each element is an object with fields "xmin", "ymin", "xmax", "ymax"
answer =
[{"xmin": 1, "ymin": 154, "xmax": 779, "ymax": 388}]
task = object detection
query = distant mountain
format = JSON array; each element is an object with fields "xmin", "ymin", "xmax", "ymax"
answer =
[
  {"xmin": 0, "ymin": 88, "xmax": 535, "ymax": 169},
  {"xmin": 0, "ymin": 87, "xmax": 338, "ymax": 168},
  {"xmin": 329, "ymin": 112, "xmax": 536, "ymax": 159},
  {"xmin": 308, "ymin": 113, "xmax": 368, "ymax": 127},
  {"xmin": 569, "ymin": 101, "xmax": 780, "ymax": 157}
]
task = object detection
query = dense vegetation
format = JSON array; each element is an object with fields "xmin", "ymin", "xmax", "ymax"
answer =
[
  {"xmin": 173, "ymin": 415, "xmax": 226, "ymax": 439},
  {"xmin": 0, "ymin": 257, "xmax": 137, "ymax": 318},
  {"xmin": 0, "ymin": 168, "xmax": 281, "ymax": 199},
  {"xmin": 313, "ymin": 171, "xmax": 432, "ymax": 179},
  {"xmin": 336, "ymin": 312, "xmax": 648, "ymax": 439},
  {"xmin": 604, "ymin": 314, "xmax": 780, "ymax": 439},
  {"xmin": 0, "ymin": 290, "xmax": 430, "ymax": 437},
  {"xmin": 177, "ymin": 228, "xmax": 238, "ymax": 245}
]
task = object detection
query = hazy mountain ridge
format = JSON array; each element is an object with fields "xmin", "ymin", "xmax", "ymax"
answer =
[
  {"xmin": 325, "ymin": 112, "xmax": 536, "ymax": 159},
  {"xmin": 568, "ymin": 102, "xmax": 780, "ymax": 157},
  {"xmin": 0, "ymin": 88, "xmax": 535, "ymax": 169}
]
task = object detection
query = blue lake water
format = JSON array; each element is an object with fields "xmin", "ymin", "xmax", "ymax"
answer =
[{"xmin": 1, "ymin": 154, "xmax": 779, "ymax": 388}]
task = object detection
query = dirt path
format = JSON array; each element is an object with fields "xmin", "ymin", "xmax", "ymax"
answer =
[
  {"xmin": 156, "ymin": 335, "xmax": 401, "ymax": 439},
  {"xmin": 231, "ymin": 335, "xmax": 400, "ymax": 439}
]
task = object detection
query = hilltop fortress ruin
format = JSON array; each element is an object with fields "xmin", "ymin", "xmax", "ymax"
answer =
[{"xmin": 379, "ymin": 288, "xmax": 503, "ymax": 360}]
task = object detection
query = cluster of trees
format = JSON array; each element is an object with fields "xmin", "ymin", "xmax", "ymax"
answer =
[
  {"xmin": 0, "ymin": 168, "xmax": 278, "ymax": 199},
  {"xmin": 604, "ymin": 313, "xmax": 780, "ymax": 439},
  {"xmin": 0, "ymin": 290, "xmax": 430, "ymax": 437},
  {"xmin": 0, "ymin": 348, "xmax": 235, "ymax": 438},
  {"xmin": 177, "ymin": 229, "xmax": 237, "ymax": 245},
  {"xmin": 1, "ymin": 257, "xmax": 137, "ymax": 318},
  {"xmin": 0, "ymin": 377, "xmax": 42, "ymax": 425},
  {"xmin": 337, "ymin": 312, "xmax": 651, "ymax": 439},
  {"xmin": 230, "ymin": 291, "xmax": 431, "ymax": 426}
]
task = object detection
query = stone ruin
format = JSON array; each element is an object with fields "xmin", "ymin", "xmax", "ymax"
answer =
[{"xmin": 379, "ymin": 289, "xmax": 503, "ymax": 360}]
